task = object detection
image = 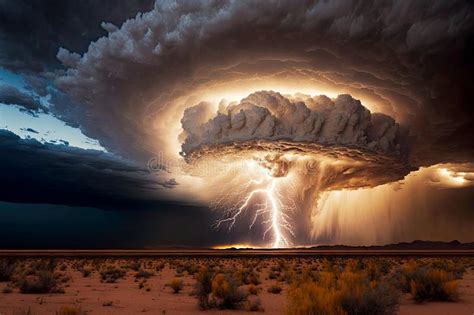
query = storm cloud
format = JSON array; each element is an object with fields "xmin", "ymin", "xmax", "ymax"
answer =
[
  {"xmin": 0, "ymin": 130, "xmax": 176, "ymax": 209},
  {"xmin": 0, "ymin": 84, "xmax": 46, "ymax": 113},
  {"xmin": 52, "ymin": 0, "xmax": 474, "ymax": 167},
  {"xmin": 181, "ymin": 91, "xmax": 405, "ymax": 157},
  {"xmin": 0, "ymin": 0, "xmax": 154, "ymax": 73},
  {"xmin": 0, "ymin": 0, "xmax": 473, "ymax": 246}
]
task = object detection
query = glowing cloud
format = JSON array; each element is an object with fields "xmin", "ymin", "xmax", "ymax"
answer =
[{"xmin": 180, "ymin": 91, "xmax": 412, "ymax": 247}]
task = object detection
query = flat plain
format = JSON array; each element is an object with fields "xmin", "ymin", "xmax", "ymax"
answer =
[{"xmin": 0, "ymin": 250, "xmax": 473, "ymax": 314}]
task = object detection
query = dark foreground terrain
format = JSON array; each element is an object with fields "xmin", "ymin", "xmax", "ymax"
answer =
[{"xmin": 0, "ymin": 250, "xmax": 473, "ymax": 314}]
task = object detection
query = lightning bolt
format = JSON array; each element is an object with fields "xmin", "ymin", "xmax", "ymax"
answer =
[{"xmin": 213, "ymin": 160, "xmax": 295, "ymax": 248}]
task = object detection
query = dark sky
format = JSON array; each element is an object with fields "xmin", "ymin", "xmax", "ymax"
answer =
[
  {"xmin": 0, "ymin": 202, "xmax": 222, "ymax": 249},
  {"xmin": 0, "ymin": 0, "xmax": 473, "ymax": 248}
]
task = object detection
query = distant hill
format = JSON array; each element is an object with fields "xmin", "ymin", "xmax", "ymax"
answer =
[{"xmin": 311, "ymin": 240, "xmax": 474, "ymax": 250}]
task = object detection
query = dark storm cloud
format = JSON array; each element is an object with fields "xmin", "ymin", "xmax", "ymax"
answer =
[
  {"xmin": 20, "ymin": 127, "xmax": 39, "ymax": 134},
  {"xmin": 0, "ymin": 0, "xmax": 154, "ymax": 73},
  {"xmin": 0, "ymin": 129, "xmax": 177, "ymax": 209},
  {"xmin": 0, "ymin": 84, "xmax": 46, "ymax": 112},
  {"xmin": 23, "ymin": 74, "xmax": 50, "ymax": 97},
  {"xmin": 53, "ymin": 0, "xmax": 474, "ymax": 167},
  {"xmin": 0, "ymin": 0, "xmax": 473, "ymax": 247}
]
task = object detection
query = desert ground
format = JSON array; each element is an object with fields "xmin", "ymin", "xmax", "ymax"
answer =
[{"xmin": 0, "ymin": 254, "xmax": 473, "ymax": 315}]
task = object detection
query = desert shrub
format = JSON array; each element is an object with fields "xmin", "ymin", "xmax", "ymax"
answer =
[
  {"xmin": 195, "ymin": 266, "xmax": 214, "ymax": 309},
  {"xmin": 57, "ymin": 273, "xmax": 70, "ymax": 284},
  {"xmin": 18, "ymin": 270, "xmax": 62, "ymax": 294},
  {"xmin": 279, "ymin": 268, "xmax": 296, "ymax": 284},
  {"xmin": 155, "ymin": 262, "xmax": 165, "ymax": 272},
  {"xmin": 195, "ymin": 267, "xmax": 246, "ymax": 310},
  {"xmin": 249, "ymin": 270, "xmax": 261, "ymax": 285},
  {"xmin": 379, "ymin": 259, "xmax": 393, "ymax": 275},
  {"xmin": 0, "ymin": 259, "xmax": 16, "ymax": 282},
  {"xmin": 184, "ymin": 264, "xmax": 199, "ymax": 276},
  {"xmin": 408, "ymin": 268, "xmax": 458, "ymax": 302},
  {"xmin": 430, "ymin": 259, "xmax": 465, "ymax": 279},
  {"xmin": 30, "ymin": 259, "xmax": 56, "ymax": 272},
  {"xmin": 127, "ymin": 261, "xmax": 142, "ymax": 271},
  {"xmin": 210, "ymin": 273, "xmax": 246, "ymax": 309},
  {"xmin": 339, "ymin": 281, "xmax": 399, "ymax": 315},
  {"xmin": 287, "ymin": 281, "xmax": 345, "ymax": 315},
  {"xmin": 397, "ymin": 260, "xmax": 460, "ymax": 302},
  {"xmin": 268, "ymin": 270, "xmax": 279, "ymax": 279},
  {"xmin": 247, "ymin": 284, "xmax": 260, "ymax": 295},
  {"xmin": 81, "ymin": 267, "xmax": 92, "ymax": 278},
  {"xmin": 236, "ymin": 269, "xmax": 261, "ymax": 285},
  {"xmin": 286, "ymin": 268, "xmax": 399, "ymax": 315},
  {"xmin": 169, "ymin": 278, "xmax": 184, "ymax": 293},
  {"xmin": 267, "ymin": 284, "xmax": 282, "ymax": 294},
  {"xmin": 246, "ymin": 296, "xmax": 264, "ymax": 312},
  {"xmin": 56, "ymin": 305, "xmax": 84, "ymax": 315},
  {"xmin": 13, "ymin": 259, "xmax": 64, "ymax": 294},
  {"xmin": 100, "ymin": 266, "xmax": 126, "ymax": 283},
  {"xmin": 173, "ymin": 263, "xmax": 185, "ymax": 275},
  {"xmin": 135, "ymin": 269, "xmax": 154, "ymax": 279}
]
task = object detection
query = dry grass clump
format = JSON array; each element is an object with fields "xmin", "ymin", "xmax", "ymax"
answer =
[
  {"xmin": 80, "ymin": 267, "xmax": 92, "ymax": 278},
  {"xmin": 18, "ymin": 269, "xmax": 63, "ymax": 294},
  {"xmin": 194, "ymin": 267, "xmax": 246, "ymax": 310},
  {"xmin": 267, "ymin": 284, "xmax": 282, "ymax": 294},
  {"xmin": 100, "ymin": 265, "xmax": 126, "ymax": 283},
  {"xmin": 210, "ymin": 273, "xmax": 246, "ymax": 309},
  {"xmin": 15, "ymin": 259, "xmax": 65, "ymax": 294},
  {"xmin": 168, "ymin": 259, "xmax": 201, "ymax": 276},
  {"xmin": 169, "ymin": 277, "xmax": 184, "ymax": 293},
  {"xmin": 134, "ymin": 269, "xmax": 154, "ymax": 279},
  {"xmin": 234, "ymin": 268, "xmax": 261, "ymax": 285},
  {"xmin": 287, "ymin": 264, "xmax": 399, "ymax": 315},
  {"xmin": 398, "ymin": 260, "xmax": 460, "ymax": 302},
  {"xmin": 267, "ymin": 260, "xmax": 296, "ymax": 284},
  {"xmin": 287, "ymin": 281, "xmax": 345, "ymax": 315},
  {"xmin": 247, "ymin": 284, "xmax": 260, "ymax": 295},
  {"xmin": 195, "ymin": 266, "xmax": 214, "ymax": 308},
  {"xmin": 183, "ymin": 262, "xmax": 200, "ymax": 276},
  {"xmin": 245, "ymin": 296, "xmax": 264, "ymax": 312},
  {"xmin": 127, "ymin": 261, "xmax": 142, "ymax": 272},
  {"xmin": 430, "ymin": 259, "xmax": 465, "ymax": 279},
  {"xmin": 155, "ymin": 261, "xmax": 165, "ymax": 272},
  {"xmin": 0, "ymin": 259, "xmax": 17, "ymax": 282}
]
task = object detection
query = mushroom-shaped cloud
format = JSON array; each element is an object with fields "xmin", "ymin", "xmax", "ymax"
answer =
[{"xmin": 180, "ymin": 91, "xmax": 413, "ymax": 247}]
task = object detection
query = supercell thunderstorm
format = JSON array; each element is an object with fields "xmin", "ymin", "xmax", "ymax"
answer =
[
  {"xmin": 42, "ymin": 0, "xmax": 473, "ymax": 246},
  {"xmin": 180, "ymin": 91, "xmax": 412, "ymax": 247}
]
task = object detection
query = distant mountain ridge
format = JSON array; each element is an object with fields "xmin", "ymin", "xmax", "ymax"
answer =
[{"xmin": 311, "ymin": 240, "xmax": 474, "ymax": 250}]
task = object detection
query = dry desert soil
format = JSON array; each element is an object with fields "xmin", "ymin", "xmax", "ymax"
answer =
[{"xmin": 0, "ymin": 255, "xmax": 473, "ymax": 315}]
